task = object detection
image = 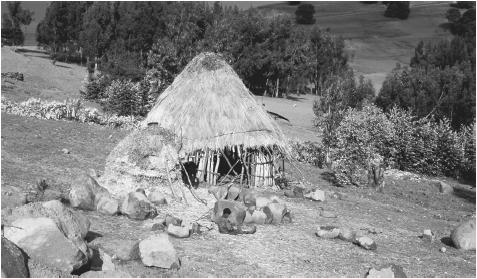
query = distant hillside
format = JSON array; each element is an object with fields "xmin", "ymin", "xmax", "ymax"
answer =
[{"xmin": 259, "ymin": 1, "xmax": 453, "ymax": 91}]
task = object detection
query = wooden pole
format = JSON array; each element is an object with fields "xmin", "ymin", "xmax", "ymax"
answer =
[
  {"xmin": 214, "ymin": 151, "xmax": 221, "ymax": 185},
  {"xmin": 238, "ymin": 147, "xmax": 244, "ymax": 185},
  {"xmin": 252, "ymin": 152, "xmax": 257, "ymax": 187}
]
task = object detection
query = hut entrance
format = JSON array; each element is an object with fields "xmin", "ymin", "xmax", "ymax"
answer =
[{"xmin": 181, "ymin": 146, "xmax": 276, "ymax": 187}]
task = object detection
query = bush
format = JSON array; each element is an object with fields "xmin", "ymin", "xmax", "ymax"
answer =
[
  {"xmin": 289, "ymin": 140, "xmax": 325, "ymax": 167},
  {"xmin": 384, "ymin": 1, "xmax": 410, "ymax": 20},
  {"xmin": 295, "ymin": 4, "xmax": 316, "ymax": 24},
  {"xmin": 332, "ymin": 105, "xmax": 395, "ymax": 186},
  {"xmin": 81, "ymin": 73, "xmax": 111, "ymax": 100}
]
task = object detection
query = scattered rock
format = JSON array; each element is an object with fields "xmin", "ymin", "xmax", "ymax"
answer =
[
  {"xmin": 139, "ymin": 233, "xmax": 180, "ymax": 269},
  {"xmin": 80, "ymin": 270, "xmax": 132, "ymax": 278},
  {"xmin": 41, "ymin": 200, "xmax": 90, "ymax": 240},
  {"xmin": 292, "ymin": 186, "xmax": 306, "ymax": 198},
  {"xmin": 440, "ymin": 247, "xmax": 447, "ymax": 253},
  {"xmin": 226, "ymin": 185, "xmax": 241, "ymax": 201},
  {"xmin": 96, "ymin": 195, "xmax": 119, "ymax": 215},
  {"xmin": 263, "ymin": 202, "xmax": 288, "ymax": 224},
  {"xmin": 213, "ymin": 200, "xmax": 246, "ymax": 225},
  {"xmin": 1, "ymin": 186, "xmax": 27, "ymax": 209},
  {"xmin": 432, "ymin": 180, "xmax": 453, "ymax": 194},
  {"xmin": 255, "ymin": 195, "xmax": 281, "ymax": 209},
  {"xmin": 242, "ymin": 190, "xmax": 257, "ymax": 207},
  {"xmin": 320, "ymin": 210, "xmax": 338, "ymax": 218},
  {"xmin": 304, "ymin": 189, "xmax": 325, "ymax": 202},
  {"xmin": 421, "ymin": 229, "xmax": 435, "ymax": 242},
  {"xmin": 338, "ymin": 227, "xmax": 356, "ymax": 242},
  {"xmin": 354, "ymin": 236, "xmax": 377, "ymax": 250},
  {"xmin": 147, "ymin": 190, "xmax": 168, "ymax": 205},
  {"xmin": 62, "ymin": 148, "xmax": 70, "ymax": 154},
  {"xmin": 1, "ymin": 237, "xmax": 29, "ymax": 278},
  {"xmin": 366, "ymin": 264, "xmax": 407, "ymax": 278},
  {"xmin": 120, "ymin": 191, "xmax": 157, "ymax": 220},
  {"xmin": 152, "ymin": 223, "xmax": 166, "ymax": 231},
  {"xmin": 4, "ymin": 217, "xmax": 88, "ymax": 273},
  {"xmin": 69, "ymin": 174, "xmax": 99, "ymax": 210},
  {"xmin": 316, "ymin": 226, "xmax": 340, "ymax": 239},
  {"xmin": 164, "ymin": 214, "xmax": 182, "ymax": 227},
  {"xmin": 167, "ymin": 224, "xmax": 190, "ymax": 238},
  {"xmin": 91, "ymin": 238, "xmax": 139, "ymax": 262},
  {"xmin": 216, "ymin": 217, "xmax": 257, "ymax": 235},
  {"xmin": 284, "ymin": 189, "xmax": 296, "ymax": 198},
  {"xmin": 451, "ymin": 219, "xmax": 476, "ymax": 250},
  {"xmin": 243, "ymin": 210, "xmax": 254, "ymax": 224}
]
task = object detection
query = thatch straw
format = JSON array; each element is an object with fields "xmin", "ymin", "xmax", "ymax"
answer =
[{"xmin": 143, "ymin": 52, "xmax": 289, "ymax": 154}]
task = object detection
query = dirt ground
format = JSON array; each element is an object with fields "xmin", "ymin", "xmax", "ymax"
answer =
[{"xmin": 1, "ymin": 112, "xmax": 475, "ymax": 278}]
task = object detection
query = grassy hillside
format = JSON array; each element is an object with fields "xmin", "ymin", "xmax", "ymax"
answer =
[{"xmin": 260, "ymin": 1, "xmax": 452, "ymax": 91}]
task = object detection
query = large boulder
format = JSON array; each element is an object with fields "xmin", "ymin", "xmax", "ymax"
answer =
[
  {"xmin": 70, "ymin": 174, "xmax": 119, "ymax": 215},
  {"xmin": 147, "ymin": 190, "xmax": 168, "ymax": 205},
  {"xmin": 451, "ymin": 219, "xmax": 476, "ymax": 250},
  {"xmin": 120, "ymin": 191, "xmax": 157, "ymax": 220},
  {"xmin": 139, "ymin": 233, "xmax": 180, "ymax": 269},
  {"xmin": 433, "ymin": 180, "xmax": 453, "ymax": 194},
  {"xmin": 255, "ymin": 194, "xmax": 282, "ymax": 209},
  {"xmin": 89, "ymin": 238, "xmax": 140, "ymax": 262},
  {"xmin": 167, "ymin": 224, "xmax": 190, "ymax": 238},
  {"xmin": 212, "ymin": 200, "xmax": 246, "ymax": 225},
  {"xmin": 1, "ymin": 237, "xmax": 29, "ymax": 278},
  {"xmin": 242, "ymin": 189, "xmax": 257, "ymax": 207},
  {"xmin": 96, "ymin": 195, "xmax": 119, "ymax": 216},
  {"xmin": 3, "ymin": 217, "xmax": 88, "ymax": 273}
]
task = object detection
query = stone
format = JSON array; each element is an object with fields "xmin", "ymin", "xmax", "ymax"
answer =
[
  {"xmin": 164, "ymin": 214, "xmax": 182, "ymax": 226},
  {"xmin": 284, "ymin": 190, "xmax": 296, "ymax": 198},
  {"xmin": 216, "ymin": 217, "xmax": 257, "ymax": 235},
  {"xmin": 62, "ymin": 148, "xmax": 70, "ymax": 154},
  {"xmin": 91, "ymin": 238, "xmax": 139, "ymax": 262},
  {"xmin": 435, "ymin": 181, "xmax": 453, "ymax": 194},
  {"xmin": 152, "ymin": 223, "xmax": 166, "ymax": 231},
  {"xmin": 242, "ymin": 190, "xmax": 257, "ymax": 207},
  {"xmin": 451, "ymin": 219, "xmax": 476, "ymax": 250},
  {"xmin": 440, "ymin": 247, "xmax": 447, "ymax": 253},
  {"xmin": 69, "ymin": 174, "xmax": 99, "ymax": 210},
  {"xmin": 41, "ymin": 200, "xmax": 90, "ymax": 240},
  {"xmin": 87, "ymin": 168, "xmax": 99, "ymax": 178},
  {"xmin": 191, "ymin": 222, "xmax": 201, "ymax": 234},
  {"xmin": 147, "ymin": 190, "xmax": 168, "ymax": 205},
  {"xmin": 251, "ymin": 210, "xmax": 267, "ymax": 225},
  {"xmin": 255, "ymin": 195, "xmax": 281, "ymax": 209},
  {"xmin": 213, "ymin": 200, "xmax": 246, "ymax": 226},
  {"xmin": 96, "ymin": 196, "xmax": 119, "ymax": 215},
  {"xmin": 338, "ymin": 227, "xmax": 356, "ymax": 242},
  {"xmin": 167, "ymin": 224, "xmax": 190, "ymax": 238},
  {"xmin": 304, "ymin": 189, "xmax": 325, "ymax": 202},
  {"xmin": 243, "ymin": 210, "xmax": 254, "ymax": 224},
  {"xmin": 1, "ymin": 237, "xmax": 29, "ymax": 278},
  {"xmin": 4, "ymin": 217, "xmax": 88, "ymax": 273},
  {"xmin": 316, "ymin": 226, "xmax": 340, "ymax": 239},
  {"xmin": 366, "ymin": 264, "xmax": 407, "ymax": 278},
  {"xmin": 263, "ymin": 202, "xmax": 288, "ymax": 224},
  {"xmin": 292, "ymin": 186, "xmax": 306, "ymax": 198},
  {"xmin": 421, "ymin": 229, "xmax": 435, "ymax": 242},
  {"xmin": 139, "ymin": 233, "xmax": 180, "ymax": 269},
  {"xmin": 226, "ymin": 185, "xmax": 241, "ymax": 201},
  {"xmin": 355, "ymin": 236, "xmax": 377, "ymax": 250},
  {"xmin": 1, "ymin": 186, "xmax": 27, "ymax": 209},
  {"xmin": 80, "ymin": 270, "xmax": 132, "ymax": 278},
  {"xmin": 320, "ymin": 210, "xmax": 338, "ymax": 218},
  {"xmin": 120, "ymin": 191, "xmax": 157, "ymax": 220}
]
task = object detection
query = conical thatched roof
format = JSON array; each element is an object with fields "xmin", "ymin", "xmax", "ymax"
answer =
[{"xmin": 144, "ymin": 52, "xmax": 288, "ymax": 153}]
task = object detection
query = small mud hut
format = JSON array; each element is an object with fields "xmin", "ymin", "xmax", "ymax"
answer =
[{"xmin": 144, "ymin": 52, "xmax": 289, "ymax": 188}]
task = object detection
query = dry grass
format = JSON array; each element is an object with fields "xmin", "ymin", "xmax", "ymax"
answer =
[
  {"xmin": 144, "ymin": 52, "xmax": 288, "ymax": 153},
  {"xmin": 2, "ymin": 112, "xmax": 475, "ymax": 277}
]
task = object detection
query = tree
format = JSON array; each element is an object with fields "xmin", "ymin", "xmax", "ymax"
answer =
[
  {"xmin": 1, "ymin": 2, "xmax": 33, "ymax": 45},
  {"xmin": 384, "ymin": 1, "xmax": 410, "ymax": 20},
  {"xmin": 295, "ymin": 3, "xmax": 315, "ymax": 24}
]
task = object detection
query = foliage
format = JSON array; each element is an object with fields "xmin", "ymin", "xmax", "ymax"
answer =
[
  {"xmin": 332, "ymin": 105, "xmax": 395, "ymax": 186},
  {"xmin": 384, "ymin": 1, "xmax": 410, "ymax": 20},
  {"xmin": 1, "ymin": 2, "xmax": 33, "ymax": 45},
  {"xmin": 450, "ymin": 1, "xmax": 476, "ymax": 9},
  {"xmin": 295, "ymin": 3, "xmax": 316, "ymax": 25},
  {"xmin": 1, "ymin": 97, "xmax": 140, "ymax": 130},
  {"xmin": 289, "ymin": 140, "xmax": 325, "ymax": 167},
  {"xmin": 81, "ymin": 73, "xmax": 112, "ymax": 101}
]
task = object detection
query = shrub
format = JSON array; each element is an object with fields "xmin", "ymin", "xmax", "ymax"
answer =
[
  {"xmin": 289, "ymin": 140, "xmax": 325, "ymax": 167},
  {"xmin": 81, "ymin": 73, "xmax": 111, "ymax": 100},
  {"xmin": 295, "ymin": 4, "xmax": 316, "ymax": 24},
  {"xmin": 384, "ymin": 1, "xmax": 410, "ymax": 20},
  {"xmin": 331, "ymin": 105, "xmax": 395, "ymax": 186},
  {"xmin": 100, "ymin": 79, "xmax": 138, "ymax": 116}
]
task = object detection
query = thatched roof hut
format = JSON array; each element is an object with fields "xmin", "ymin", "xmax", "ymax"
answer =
[
  {"xmin": 144, "ymin": 52, "xmax": 288, "ymax": 154},
  {"xmin": 144, "ymin": 52, "xmax": 288, "ymax": 187}
]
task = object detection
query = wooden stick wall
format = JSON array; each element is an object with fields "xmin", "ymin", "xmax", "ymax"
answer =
[{"xmin": 186, "ymin": 146, "xmax": 275, "ymax": 187}]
